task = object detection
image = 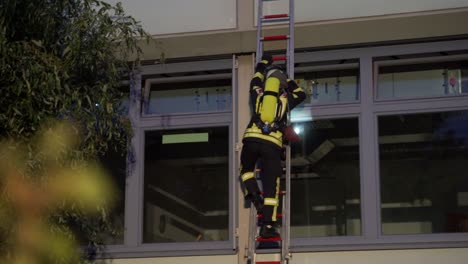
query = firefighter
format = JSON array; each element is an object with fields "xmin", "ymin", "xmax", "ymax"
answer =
[{"xmin": 240, "ymin": 55, "xmax": 306, "ymax": 238}]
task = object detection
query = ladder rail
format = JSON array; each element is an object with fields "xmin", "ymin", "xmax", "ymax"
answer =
[
  {"xmin": 288, "ymin": 0, "xmax": 294, "ymax": 80},
  {"xmin": 284, "ymin": 0, "xmax": 294, "ymax": 260},
  {"xmin": 251, "ymin": 0, "xmax": 294, "ymax": 264},
  {"xmin": 247, "ymin": 201, "xmax": 257, "ymax": 264},
  {"xmin": 256, "ymin": 1, "xmax": 264, "ymax": 64}
]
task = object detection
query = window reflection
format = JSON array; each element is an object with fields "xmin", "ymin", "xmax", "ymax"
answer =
[
  {"xmin": 143, "ymin": 127, "xmax": 229, "ymax": 243},
  {"xmin": 290, "ymin": 118, "xmax": 361, "ymax": 237},
  {"xmin": 379, "ymin": 111, "xmax": 468, "ymax": 234},
  {"xmin": 377, "ymin": 59, "xmax": 468, "ymax": 100},
  {"xmin": 295, "ymin": 61, "xmax": 360, "ymax": 105},
  {"xmin": 147, "ymin": 79, "xmax": 232, "ymax": 114}
]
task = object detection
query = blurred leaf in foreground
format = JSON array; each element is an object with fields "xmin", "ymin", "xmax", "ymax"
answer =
[{"xmin": 0, "ymin": 121, "xmax": 116, "ymax": 264}]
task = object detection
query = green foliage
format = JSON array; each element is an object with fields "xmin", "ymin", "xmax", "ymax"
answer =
[
  {"xmin": 0, "ymin": 0, "xmax": 151, "ymax": 262},
  {"xmin": 0, "ymin": 122, "xmax": 117, "ymax": 264},
  {"xmin": 0, "ymin": 0, "xmax": 147, "ymax": 152}
]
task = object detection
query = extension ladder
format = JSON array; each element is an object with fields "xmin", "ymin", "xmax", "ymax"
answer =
[{"xmin": 246, "ymin": 0, "xmax": 295, "ymax": 264}]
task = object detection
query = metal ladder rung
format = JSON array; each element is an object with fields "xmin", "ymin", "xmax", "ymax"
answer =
[
  {"xmin": 272, "ymin": 55, "xmax": 287, "ymax": 61},
  {"xmin": 259, "ymin": 190, "xmax": 286, "ymax": 195},
  {"xmin": 262, "ymin": 14, "xmax": 290, "ymax": 23},
  {"xmin": 257, "ymin": 167, "xmax": 287, "ymax": 172},
  {"xmin": 262, "ymin": 17, "xmax": 290, "ymax": 23},
  {"xmin": 256, "ymin": 262, "xmax": 281, "ymax": 264},
  {"xmin": 257, "ymin": 213, "xmax": 283, "ymax": 218},
  {"xmin": 264, "ymin": 14, "xmax": 289, "ymax": 19},
  {"xmin": 261, "ymin": 35, "xmax": 289, "ymax": 41},
  {"xmin": 256, "ymin": 236, "xmax": 282, "ymax": 242}
]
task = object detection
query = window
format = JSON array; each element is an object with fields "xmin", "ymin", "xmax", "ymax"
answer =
[
  {"xmin": 145, "ymin": 75, "xmax": 232, "ymax": 115},
  {"xmin": 143, "ymin": 127, "xmax": 230, "ymax": 243},
  {"xmin": 106, "ymin": 42, "xmax": 468, "ymax": 258},
  {"xmin": 376, "ymin": 55, "xmax": 468, "ymax": 100},
  {"xmin": 128, "ymin": 58, "xmax": 235, "ymax": 254},
  {"xmin": 295, "ymin": 60, "xmax": 360, "ymax": 105},
  {"xmin": 379, "ymin": 111, "xmax": 468, "ymax": 235},
  {"xmin": 290, "ymin": 117, "xmax": 361, "ymax": 237}
]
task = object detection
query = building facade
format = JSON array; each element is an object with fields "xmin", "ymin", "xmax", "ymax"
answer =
[{"xmin": 100, "ymin": 1, "xmax": 468, "ymax": 263}]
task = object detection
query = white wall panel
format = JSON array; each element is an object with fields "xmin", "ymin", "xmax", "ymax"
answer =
[
  {"xmin": 106, "ymin": 0, "xmax": 236, "ymax": 35},
  {"xmin": 256, "ymin": 0, "xmax": 468, "ymax": 24}
]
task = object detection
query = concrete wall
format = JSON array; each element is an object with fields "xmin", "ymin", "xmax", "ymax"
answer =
[{"xmin": 138, "ymin": 9, "xmax": 468, "ymax": 61}]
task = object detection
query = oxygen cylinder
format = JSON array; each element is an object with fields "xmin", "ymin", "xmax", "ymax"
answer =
[
  {"xmin": 260, "ymin": 77, "xmax": 280, "ymax": 123},
  {"xmin": 260, "ymin": 68, "xmax": 288, "ymax": 123}
]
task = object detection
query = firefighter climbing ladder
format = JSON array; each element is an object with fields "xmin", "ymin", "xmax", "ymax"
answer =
[{"xmin": 246, "ymin": 0, "xmax": 295, "ymax": 264}]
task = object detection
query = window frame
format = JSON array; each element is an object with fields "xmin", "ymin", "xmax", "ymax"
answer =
[
  {"xmin": 373, "ymin": 54, "xmax": 468, "ymax": 101},
  {"xmin": 102, "ymin": 40, "xmax": 468, "ymax": 258},
  {"xmin": 102, "ymin": 58, "xmax": 237, "ymax": 258},
  {"xmin": 376, "ymin": 109, "xmax": 468, "ymax": 236},
  {"xmin": 293, "ymin": 61, "xmax": 361, "ymax": 106},
  {"xmin": 139, "ymin": 122, "xmax": 233, "ymax": 249},
  {"xmin": 290, "ymin": 39, "xmax": 468, "ymax": 252}
]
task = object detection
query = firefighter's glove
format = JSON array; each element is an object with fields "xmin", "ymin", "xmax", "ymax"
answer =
[
  {"xmin": 287, "ymin": 78, "xmax": 299, "ymax": 93},
  {"xmin": 250, "ymin": 77, "xmax": 264, "ymax": 90},
  {"xmin": 255, "ymin": 54, "xmax": 273, "ymax": 74}
]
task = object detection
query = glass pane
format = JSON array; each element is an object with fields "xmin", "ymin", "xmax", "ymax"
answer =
[
  {"xmin": 290, "ymin": 118, "xmax": 361, "ymax": 237},
  {"xmin": 295, "ymin": 62, "xmax": 360, "ymax": 105},
  {"xmin": 143, "ymin": 127, "xmax": 229, "ymax": 243},
  {"xmin": 377, "ymin": 59, "xmax": 468, "ymax": 100},
  {"xmin": 379, "ymin": 111, "xmax": 468, "ymax": 235},
  {"xmin": 147, "ymin": 79, "xmax": 231, "ymax": 114}
]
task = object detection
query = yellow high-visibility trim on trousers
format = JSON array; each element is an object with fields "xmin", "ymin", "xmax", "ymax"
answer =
[
  {"xmin": 241, "ymin": 171, "xmax": 255, "ymax": 182},
  {"xmin": 264, "ymin": 198, "xmax": 279, "ymax": 206}
]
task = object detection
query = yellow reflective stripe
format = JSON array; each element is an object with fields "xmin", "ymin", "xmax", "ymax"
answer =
[
  {"xmin": 272, "ymin": 177, "xmax": 280, "ymax": 221},
  {"xmin": 245, "ymin": 124, "xmax": 283, "ymax": 139},
  {"xmin": 244, "ymin": 132, "xmax": 282, "ymax": 147},
  {"xmin": 278, "ymin": 96, "xmax": 288, "ymax": 119},
  {"xmin": 253, "ymin": 86, "xmax": 262, "ymax": 91},
  {"xmin": 293, "ymin": 88, "xmax": 302, "ymax": 93},
  {"xmin": 241, "ymin": 172, "xmax": 255, "ymax": 182},
  {"xmin": 254, "ymin": 72, "xmax": 265, "ymax": 81},
  {"xmin": 264, "ymin": 198, "xmax": 279, "ymax": 206}
]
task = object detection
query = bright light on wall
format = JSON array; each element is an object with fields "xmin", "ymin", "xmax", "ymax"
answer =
[{"xmin": 294, "ymin": 125, "xmax": 303, "ymax": 135}]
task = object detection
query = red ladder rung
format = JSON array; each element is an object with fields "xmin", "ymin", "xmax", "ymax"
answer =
[
  {"xmin": 256, "ymin": 236, "xmax": 282, "ymax": 242},
  {"xmin": 272, "ymin": 55, "xmax": 287, "ymax": 61},
  {"xmin": 257, "ymin": 213, "xmax": 283, "ymax": 218},
  {"xmin": 258, "ymin": 191, "xmax": 285, "ymax": 195},
  {"xmin": 263, "ymin": 14, "xmax": 289, "ymax": 19},
  {"xmin": 262, "ymin": 35, "xmax": 288, "ymax": 41}
]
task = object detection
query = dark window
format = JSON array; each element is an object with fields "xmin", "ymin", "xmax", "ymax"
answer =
[
  {"xmin": 290, "ymin": 117, "xmax": 361, "ymax": 237},
  {"xmin": 143, "ymin": 127, "xmax": 229, "ymax": 243},
  {"xmin": 379, "ymin": 111, "xmax": 468, "ymax": 234}
]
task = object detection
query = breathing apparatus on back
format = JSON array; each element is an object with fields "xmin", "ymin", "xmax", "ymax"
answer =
[{"xmin": 256, "ymin": 64, "xmax": 289, "ymax": 134}]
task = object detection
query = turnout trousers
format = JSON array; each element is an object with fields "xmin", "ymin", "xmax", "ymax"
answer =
[{"xmin": 240, "ymin": 140, "xmax": 282, "ymax": 223}]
